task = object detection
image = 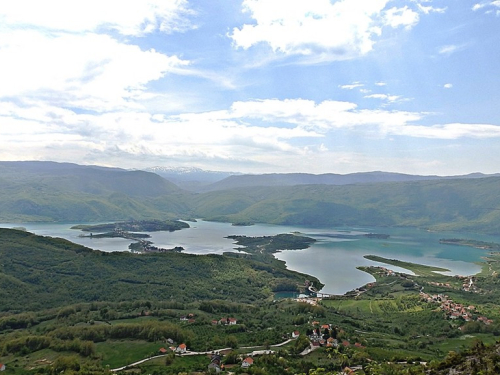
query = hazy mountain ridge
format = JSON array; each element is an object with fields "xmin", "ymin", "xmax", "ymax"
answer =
[
  {"xmin": 1, "ymin": 161, "xmax": 500, "ymax": 234},
  {"xmin": 200, "ymin": 171, "xmax": 500, "ymax": 192},
  {"xmin": 143, "ymin": 166, "xmax": 240, "ymax": 191},
  {"xmin": 0, "ymin": 161, "xmax": 192, "ymax": 222},
  {"xmin": 192, "ymin": 176, "xmax": 500, "ymax": 234}
]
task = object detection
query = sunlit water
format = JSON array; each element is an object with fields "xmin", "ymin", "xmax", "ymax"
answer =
[{"xmin": 1, "ymin": 221, "xmax": 498, "ymax": 295}]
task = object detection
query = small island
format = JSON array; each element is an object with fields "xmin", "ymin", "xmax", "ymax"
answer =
[
  {"xmin": 439, "ymin": 238, "xmax": 500, "ymax": 250},
  {"xmin": 72, "ymin": 220, "xmax": 189, "ymax": 253},
  {"xmin": 231, "ymin": 221, "xmax": 255, "ymax": 226},
  {"xmin": 226, "ymin": 233, "xmax": 316, "ymax": 255},
  {"xmin": 71, "ymin": 219, "xmax": 190, "ymax": 233}
]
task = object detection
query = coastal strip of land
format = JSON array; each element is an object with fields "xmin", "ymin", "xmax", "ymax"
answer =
[{"xmin": 364, "ymin": 255, "xmax": 450, "ymax": 277}]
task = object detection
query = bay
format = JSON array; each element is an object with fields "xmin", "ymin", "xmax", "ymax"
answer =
[{"xmin": 1, "ymin": 221, "xmax": 498, "ymax": 295}]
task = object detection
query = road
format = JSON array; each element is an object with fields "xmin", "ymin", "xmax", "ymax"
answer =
[{"xmin": 109, "ymin": 338, "xmax": 297, "ymax": 371}]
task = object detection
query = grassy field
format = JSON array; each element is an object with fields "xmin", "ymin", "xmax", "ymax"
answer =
[
  {"xmin": 428, "ymin": 333, "xmax": 498, "ymax": 354},
  {"xmin": 322, "ymin": 294, "xmax": 426, "ymax": 315},
  {"xmin": 137, "ymin": 354, "xmax": 210, "ymax": 374},
  {"xmin": 96, "ymin": 340, "xmax": 164, "ymax": 368}
]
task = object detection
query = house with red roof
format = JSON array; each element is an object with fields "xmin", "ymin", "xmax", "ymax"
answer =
[
  {"xmin": 176, "ymin": 343, "xmax": 187, "ymax": 353},
  {"xmin": 0, "ymin": 364, "xmax": 5, "ymax": 372},
  {"xmin": 241, "ymin": 357, "xmax": 254, "ymax": 368},
  {"xmin": 292, "ymin": 330, "xmax": 300, "ymax": 338}
]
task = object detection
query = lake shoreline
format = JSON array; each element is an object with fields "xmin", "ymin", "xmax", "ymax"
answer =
[{"xmin": 1, "ymin": 220, "xmax": 497, "ymax": 295}]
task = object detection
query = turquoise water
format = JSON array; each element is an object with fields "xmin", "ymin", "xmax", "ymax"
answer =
[{"xmin": 1, "ymin": 221, "xmax": 498, "ymax": 295}]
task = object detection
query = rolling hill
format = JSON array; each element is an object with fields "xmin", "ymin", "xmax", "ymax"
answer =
[
  {"xmin": 192, "ymin": 177, "xmax": 500, "ymax": 234},
  {"xmin": 0, "ymin": 161, "xmax": 193, "ymax": 222}
]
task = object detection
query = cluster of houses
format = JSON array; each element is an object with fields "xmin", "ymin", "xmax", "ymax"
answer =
[
  {"xmin": 426, "ymin": 275, "xmax": 478, "ymax": 293},
  {"xmin": 179, "ymin": 313, "xmax": 196, "ymax": 323},
  {"xmin": 160, "ymin": 342, "xmax": 188, "ymax": 354},
  {"xmin": 212, "ymin": 317, "xmax": 238, "ymax": 325},
  {"xmin": 179, "ymin": 313, "xmax": 238, "ymax": 326},
  {"xmin": 427, "ymin": 281, "xmax": 452, "ymax": 288},
  {"xmin": 300, "ymin": 322, "xmax": 365, "ymax": 350},
  {"xmin": 420, "ymin": 292, "xmax": 493, "ymax": 325},
  {"xmin": 459, "ymin": 276, "xmax": 477, "ymax": 292}
]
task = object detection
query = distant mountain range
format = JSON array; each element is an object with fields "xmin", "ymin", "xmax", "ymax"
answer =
[
  {"xmin": 143, "ymin": 166, "xmax": 240, "ymax": 191},
  {"xmin": 170, "ymin": 170, "xmax": 500, "ymax": 192},
  {"xmin": 2, "ymin": 161, "xmax": 500, "ymax": 234}
]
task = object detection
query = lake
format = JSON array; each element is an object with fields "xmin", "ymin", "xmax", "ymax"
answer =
[{"xmin": 1, "ymin": 220, "xmax": 498, "ymax": 295}]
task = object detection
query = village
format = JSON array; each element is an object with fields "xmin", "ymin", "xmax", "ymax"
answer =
[
  {"xmin": 116, "ymin": 309, "xmax": 362, "ymax": 374},
  {"xmin": 420, "ymin": 292, "xmax": 493, "ymax": 326}
]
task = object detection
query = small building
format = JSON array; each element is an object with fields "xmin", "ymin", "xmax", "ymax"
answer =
[
  {"xmin": 208, "ymin": 353, "xmax": 222, "ymax": 373},
  {"xmin": 292, "ymin": 330, "xmax": 300, "ymax": 338},
  {"xmin": 241, "ymin": 357, "xmax": 254, "ymax": 368},
  {"xmin": 176, "ymin": 343, "xmax": 187, "ymax": 353},
  {"xmin": 0, "ymin": 364, "xmax": 5, "ymax": 372},
  {"xmin": 159, "ymin": 347, "xmax": 167, "ymax": 354}
]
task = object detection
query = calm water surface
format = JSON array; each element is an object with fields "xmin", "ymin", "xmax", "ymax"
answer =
[{"xmin": 1, "ymin": 221, "xmax": 498, "ymax": 295}]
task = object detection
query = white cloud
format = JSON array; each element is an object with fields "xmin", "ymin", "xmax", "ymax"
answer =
[
  {"xmin": 0, "ymin": 0, "xmax": 194, "ymax": 36},
  {"xmin": 438, "ymin": 44, "xmax": 467, "ymax": 56},
  {"xmin": 230, "ymin": 0, "xmax": 429, "ymax": 62},
  {"xmin": 0, "ymin": 31, "xmax": 189, "ymax": 111},
  {"xmin": 339, "ymin": 82, "xmax": 364, "ymax": 90},
  {"xmin": 384, "ymin": 6, "xmax": 419, "ymax": 29},
  {"xmin": 385, "ymin": 123, "xmax": 500, "ymax": 139},
  {"xmin": 364, "ymin": 93, "xmax": 402, "ymax": 103},
  {"xmin": 0, "ymin": 0, "xmax": 198, "ymax": 114},
  {"xmin": 2, "ymin": 98, "xmax": 500, "ymax": 172},
  {"xmin": 444, "ymin": 83, "xmax": 453, "ymax": 89},
  {"xmin": 415, "ymin": 2, "xmax": 447, "ymax": 14},
  {"xmin": 472, "ymin": 1, "xmax": 500, "ymax": 14}
]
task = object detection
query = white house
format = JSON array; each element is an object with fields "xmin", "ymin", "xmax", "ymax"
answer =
[{"xmin": 176, "ymin": 343, "xmax": 187, "ymax": 353}]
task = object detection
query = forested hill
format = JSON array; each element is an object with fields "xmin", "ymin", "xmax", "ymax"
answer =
[
  {"xmin": 0, "ymin": 228, "xmax": 319, "ymax": 312},
  {"xmin": 192, "ymin": 176, "xmax": 500, "ymax": 234},
  {"xmin": 0, "ymin": 161, "xmax": 192, "ymax": 222}
]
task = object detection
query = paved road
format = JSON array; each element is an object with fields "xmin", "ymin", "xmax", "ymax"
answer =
[{"xmin": 110, "ymin": 338, "xmax": 296, "ymax": 371}]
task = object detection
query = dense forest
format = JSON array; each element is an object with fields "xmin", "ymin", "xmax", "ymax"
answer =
[{"xmin": 0, "ymin": 228, "xmax": 320, "ymax": 312}]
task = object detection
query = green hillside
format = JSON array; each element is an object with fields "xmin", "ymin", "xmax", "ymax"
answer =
[
  {"xmin": 193, "ymin": 177, "xmax": 500, "ymax": 234},
  {"xmin": 0, "ymin": 161, "xmax": 192, "ymax": 222},
  {"xmin": 0, "ymin": 228, "xmax": 319, "ymax": 313}
]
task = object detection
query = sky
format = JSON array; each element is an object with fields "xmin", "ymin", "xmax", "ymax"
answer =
[{"xmin": 1, "ymin": 0, "xmax": 500, "ymax": 175}]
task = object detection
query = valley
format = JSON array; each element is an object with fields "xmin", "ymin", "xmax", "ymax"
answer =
[{"xmin": 1, "ymin": 162, "xmax": 500, "ymax": 374}]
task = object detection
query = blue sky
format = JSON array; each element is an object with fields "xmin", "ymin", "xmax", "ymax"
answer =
[{"xmin": 1, "ymin": 0, "xmax": 499, "ymax": 175}]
